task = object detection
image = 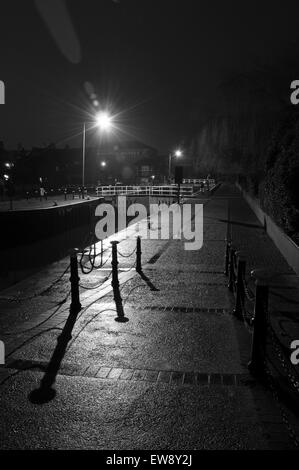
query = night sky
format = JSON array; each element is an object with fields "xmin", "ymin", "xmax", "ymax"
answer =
[{"xmin": 1, "ymin": 0, "xmax": 299, "ymax": 153}]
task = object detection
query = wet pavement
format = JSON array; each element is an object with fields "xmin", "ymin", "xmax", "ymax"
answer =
[{"xmin": 0, "ymin": 184, "xmax": 299, "ymax": 450}]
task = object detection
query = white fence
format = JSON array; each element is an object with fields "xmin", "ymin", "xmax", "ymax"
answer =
[
  {"xmin": 96, "ymin": 185, "xmax": 194, "ymax": 197},
  {"xmin": 183, "ymin": 178, "xmax": 215, "ymax": 185}
]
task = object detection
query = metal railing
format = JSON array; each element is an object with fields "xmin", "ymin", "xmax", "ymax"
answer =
[
  {"xmin": 70, "ymin": 236, "xmax": 142, "ymax": 321},
  {"xmin": 96, "ymin": 182, "xmax": 217, "ymax": 198},
  {"xmin": 224, "ymin": 238, "xmax": 299, "ymax": 447},
  {"xmin": 95, "ymin": 185, "xmax": 194, "ymax": 197},
  {"xmin": 183, "ymin": 178, "xmax": 215, "ymax": 185}
]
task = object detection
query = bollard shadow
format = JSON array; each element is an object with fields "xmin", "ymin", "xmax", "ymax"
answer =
[
  {"xmin": 113, "ymin": 283, "xmax": 129, "ymax": 323},
  {"xmin": 205, "ymin": 215, "xmax": 263, "ymax": 230},
  {"xmin": 137, "ymin": 269, "xmax": 160, "ymax": 291},
  {"xmin": 263, "ymin": 215, "xmax": 267, "ymax": 233},
  {"xmin": 28, "ymin": 307, "xmax": 80, "ymax": 405},
  {"xmin": 219, "ymin": 218, "xmax": 263, "ymax": 229}
]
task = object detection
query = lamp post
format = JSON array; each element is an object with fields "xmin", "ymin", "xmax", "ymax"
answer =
[
  {"xmin": 82, "ymin": 112, "xmax": 113, "ymax": 199},
  {"xmin": 82, "ymin": 122, "xmax": 86, "ymax": 198},
  {"xmin": 168, "ymin": 149, "xmax": 183, "ymax": 182}
]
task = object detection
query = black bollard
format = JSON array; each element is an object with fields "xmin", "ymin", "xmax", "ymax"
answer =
[
  {"xmin": 225, "ymin": 199, "xmax": 233, "ymax": 247},
  {"xmin": 224, "ymin": 240, "xmax": 230, "ymax": 276},
  {"xmin": 248, "ymin": 281, "xmax": 269, "ymax": 379},
  {"xmin": 111, "ymin": 241, "xmax": 120, "ymax": 294},
  {"xmin": 70, "ymin": 249, "xmax": 81, "ymax": 314},
  {"xmin": 111, "ymin": 241, "xmax": 128, "ymax": 322},
  {"xmin": 136, "ymin": 236, "xmax": 142, "ymax": 273},
  {"xmin": 227, "ymin": 246, "xmax": 236, "ymax": 292},
  {"xmin": 233, "ymin": 255, "xmax": 246, "ymax": 319}
]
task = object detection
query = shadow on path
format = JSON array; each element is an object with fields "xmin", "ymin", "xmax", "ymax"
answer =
[
  {"xmin": 113, "ymin": 279, "xmax": 129, "ymax": 324},
  {"xmin": 205, "ymin": 215, "xmax": 264, "ymax": 230},
  {"xmin": 28, "ymin": 308, "xmax": 80, "ymax": 404},
  {"xmin": 137, "ymin": 269, "xmax": 160, "ymax": 292}
]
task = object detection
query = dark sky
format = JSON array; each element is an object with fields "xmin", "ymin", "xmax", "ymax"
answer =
[{"xmin": 1, "ymin": 0, "xmax": 299, "ymax": 153}]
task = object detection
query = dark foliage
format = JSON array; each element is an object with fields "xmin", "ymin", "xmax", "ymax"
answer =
[{"xmin": 260, "ymin": 109, "xmax": 299, "ymax": 242}]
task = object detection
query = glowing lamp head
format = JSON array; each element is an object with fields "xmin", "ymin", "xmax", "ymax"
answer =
[
  {"xmin": 174, "ymin": 149, "xmax": 182, "ymax": 157},
  {"xmin": 101, "ymin": 161, "xmax": 106, "ymax": 167},
  {"xmin": 96, "ymin": 112, "xmax": 113, "ymax": 131}
]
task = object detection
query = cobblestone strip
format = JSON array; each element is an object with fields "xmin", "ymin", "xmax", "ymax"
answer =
[
  {"xmin": 1, "ymin": 359, "xmax": 253, "ymax": 387},
  {"xmin": 141, "ymin": 306, "xmax": 230, "ymax": 313}
]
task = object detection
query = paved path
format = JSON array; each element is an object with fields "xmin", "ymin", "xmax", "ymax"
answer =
[{"xmin": 0, "ymin": 184, "xmax": 298, "ymax": 450}]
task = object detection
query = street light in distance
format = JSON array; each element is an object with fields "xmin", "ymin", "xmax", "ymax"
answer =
[
  {"xmin": 82, "ymin": 112, "xmax": 114, "ymax": 198},
  {"xmin": 169, "ymin": 149, "xmax": 183, "ymax": 182}
]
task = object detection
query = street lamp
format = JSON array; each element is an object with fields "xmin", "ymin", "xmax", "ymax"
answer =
[
  {"xmin": 168, "ymin": 149, "xmax": 183, "ymax": 182},
  {"xmin": 96, "ymin": 112, "xmax": 113, "ymax": 131},
  {"xmin": 99, "ymin": 161, "xmax": 107, "ymax": 186},
  {"xmin": 82, "ymin": 112, "xmax": 113, "ymax": 199}
]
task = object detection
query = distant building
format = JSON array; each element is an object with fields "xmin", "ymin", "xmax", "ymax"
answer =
[
  {"xmin": 96, "ymin": 140, "xmax": 158, "ymax": 184},
  {"xmin": 0, "ymin": 140, "xmax": 163, "ymax": 190}
]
